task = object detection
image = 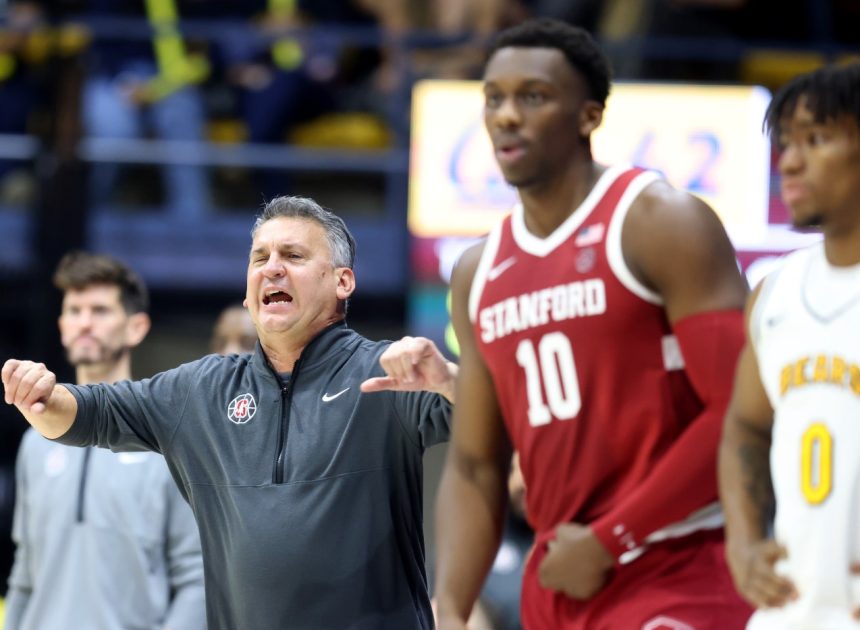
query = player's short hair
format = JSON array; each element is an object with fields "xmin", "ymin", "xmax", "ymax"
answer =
[
  {"xmin": 251, "ymin": 196, "xmax": 356, "ymax": 270},
  {"xmin": 487, "ymin": 18, "xmax": 612, "ymax": 106},
  {"xmin": 765, "ymin": 62, "xmax": 860, "ymax": 143},
  {"xmin": 53, "ymin": 251, "xmax": 149, "ymax": 315}
]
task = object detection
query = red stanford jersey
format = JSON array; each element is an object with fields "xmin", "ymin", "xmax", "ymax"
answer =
[{"xmin": 469, "ymin": 165, "xmax": 705, "ymax": 539}]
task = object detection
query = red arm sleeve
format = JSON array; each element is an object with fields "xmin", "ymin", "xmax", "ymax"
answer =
[{"xmin": 590, "ymin": 309, "xmax": 744, "ymax": 560}]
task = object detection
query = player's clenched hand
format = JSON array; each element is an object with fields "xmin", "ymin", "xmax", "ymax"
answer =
[
  {"xmin": 360, "ymin": 336, "xmax": 457, "ymax": 401},
  {"xmin": 538, "ymin": 522, "xmax": 614, "ymax": 600},
  {"xmin": 2, "ymin": 359, "xmax": 57, "ymax": 414},
  {"xmin": 726, "ymin": 538, "xmax": 797, "ymax": 609}
]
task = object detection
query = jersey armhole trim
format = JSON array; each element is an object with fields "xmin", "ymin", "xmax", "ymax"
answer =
[
  {"xmin": 468, "ymin": 223, "xmax": 504, "ymax": 323},
  {"xmin": 606, "ymin": 171, "xmax": 663, "ymax": 305},
  {"xmin": 749, "ymin": 256, "xmax": 787, "ymax": 349}
]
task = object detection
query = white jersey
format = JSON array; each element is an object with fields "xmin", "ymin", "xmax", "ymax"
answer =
[{"xmin": 749, "ymin": 243, "xmax": 860, "ymax": 630}]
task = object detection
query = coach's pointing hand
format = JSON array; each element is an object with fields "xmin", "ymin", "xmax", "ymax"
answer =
[{"xmin": 361, "ymin": 336, "xmax": 457, "ymax": 402}]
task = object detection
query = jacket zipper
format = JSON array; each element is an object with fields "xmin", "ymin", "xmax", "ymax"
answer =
[
  {"xmin": 76, "ymin": 447, "xmax": 92, "ymax": 522},
  {"xmin": 273, "ymin": 357, "xmax": 302, "ymax": 484},
  {"xmin": 268, "ymin": 321, "xmax": 344, "ymax": 483}
]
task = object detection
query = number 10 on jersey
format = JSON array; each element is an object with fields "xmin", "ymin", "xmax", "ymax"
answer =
[{"xmin": 516, "ymin": 333, "xmax": 582, "ymax": 427}]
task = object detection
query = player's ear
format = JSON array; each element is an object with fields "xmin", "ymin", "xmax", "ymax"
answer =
[
  {"xmin": 335, "ymin": 267, "xmax": 356, "ymax": 302},
  {"xmin": 125, "ymin": 312, "xmax": 151, "ymax": 348},
  {"xmin": 579, "ymin": 101, "xmax": 603, "ymax": 138}
]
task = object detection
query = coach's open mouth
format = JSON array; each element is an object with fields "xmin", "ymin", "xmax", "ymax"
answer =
[{"xmin": 263, "ymin": 290, "xmax": 293, "ymax": 305}]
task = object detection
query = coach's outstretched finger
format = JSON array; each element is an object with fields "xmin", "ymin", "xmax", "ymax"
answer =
[{"xmin": 361, "ymin": 336, "xmax": 457, "ymax": 402}]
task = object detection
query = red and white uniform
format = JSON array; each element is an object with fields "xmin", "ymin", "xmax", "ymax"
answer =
[
  {"xmin": 469, "ymin": 165, "xmax": 741, "ymax": 629},
  {"xmin": 470, "ymin": 164, "xmax": 710, "ymax": 538}
]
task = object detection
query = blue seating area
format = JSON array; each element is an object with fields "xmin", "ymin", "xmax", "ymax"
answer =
[{"xmin": 0, "ymin": 5, "xmax": 857, "ymax": 294}]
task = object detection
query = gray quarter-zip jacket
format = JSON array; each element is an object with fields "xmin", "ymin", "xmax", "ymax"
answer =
[
  {"xmin": 5, "ymin": 430, "xmax": 205, "ymax": 630},
  {"xmin": 57, "ymin": 322, "xmax": 452, "ymax": 629}
]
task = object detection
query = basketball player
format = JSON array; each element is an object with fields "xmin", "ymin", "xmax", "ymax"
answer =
[
  {"xmin": 719, "ymin": 62, "xmax": 860, "ymax": 629},
  {"xmin": 434, "ymin": 18, "xmax": 752, "ymax": 629}
]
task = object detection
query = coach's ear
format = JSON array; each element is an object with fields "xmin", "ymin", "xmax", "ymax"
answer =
[
  {"xmin": 125, "ymin": 312, "xmax": 151, "ymax": 348},
  {"xmin": 336, "ymin": 267, "xmax": 356, "ymax": 302}
]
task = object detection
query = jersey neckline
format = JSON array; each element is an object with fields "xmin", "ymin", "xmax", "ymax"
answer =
[{"xmin": 510, "ymin": 163, "xmax": 630, "ymax": 258}]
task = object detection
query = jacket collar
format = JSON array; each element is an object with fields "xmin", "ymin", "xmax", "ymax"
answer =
[{"xmin": 249, "ymin": 320, "xmax": 356, "ymax": 382}]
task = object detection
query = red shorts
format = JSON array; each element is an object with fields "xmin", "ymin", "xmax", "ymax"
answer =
[{"xmin": 521, "ymin": 529, "xmax": 753, "ymax": 630}]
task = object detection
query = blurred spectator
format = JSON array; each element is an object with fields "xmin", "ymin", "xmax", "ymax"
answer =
[
  {"xmin": 219, "ymin": 0, "xmax": 381, "ymax": 199},
  {"xmin": 622, "ymin": 0, "xmax": 814, "ymax": 82},
  {"xmin": 79, "ymin": 0, "xmax": 211, "ymax": 220},
  {"xmin": 354, "ymin": 0, "xmax": 528, "ymax": 143},
  {"xmin": 358, "ymin": 0, "xmax": 528, "ymax": 86},
  {"xmin": 0, "ymin": 2, "xmax": 48, "ymax": 205},
  {"xmin": 522, "ymin": 0, "xmax": 605, "ymax": 26},
  {"xmin": 210, "ymin": 304, "xmax": 256, "ymax": 355},
  {"xmin": 522, "ymin": 0, "xmax": 816, "ymax": 83},
  {"xmin": 633, "ymin": 0, "xmax": 751, "ymax": 80},
  {"xmin": 832, "ymin": 0, "xmax": 860, "ymax": 46},
  {"xmin": 568, "ymin": 0, "xmax": 650, "ymax": 78}
]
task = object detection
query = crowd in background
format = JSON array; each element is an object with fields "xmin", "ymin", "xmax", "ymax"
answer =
[{"xmin": 0, "ymin": 0, "xmax": 854, "ymax": 210}]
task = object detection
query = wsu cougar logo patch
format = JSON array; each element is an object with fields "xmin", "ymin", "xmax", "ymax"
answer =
[{"xmin": 227, "ymin": 393, "xmax": 257, "ymax": 424}]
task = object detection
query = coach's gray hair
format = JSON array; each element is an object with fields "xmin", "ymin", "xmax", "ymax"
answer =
[{"xmin": 251, "ymin": 196, "xmax": 356, "ymax": 269}]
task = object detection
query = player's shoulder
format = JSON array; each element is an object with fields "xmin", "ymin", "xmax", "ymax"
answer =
[
  {"xmin": 746, "ymin": 247, "xmax": 821, "ymax": 339},
  {"xmin": 458, "ymin": 237, "xmax": 490, "ymax": 272},
  {"xmin": 780, "ymin": 242, "xmax": 819, "ymax": 267},
  {"xmin": 630, "ymin": 177, "xmax": 715, "ymax": 226},
  {"xmin": 450, "ymin": 236, "xmax": 490, "ymax": 291},
  {"xmin": 759, "ymin": 245, "xmax": 817, "ymax": 288},
  {"xmin": 750, "ymin": 245, "xmax": 817, "ymax": 308},
  {"xmin": 625, "ymin": 175, "xmax": 730, "ymax": 257}
]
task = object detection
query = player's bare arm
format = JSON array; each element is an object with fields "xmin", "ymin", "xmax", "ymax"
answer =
[
  {"xmin": 435, "ymin": 241, "xmax": 513, "ymax": 629},
  {"xmin": 2, "ymin": 359, "xmax": 78, "ymax": 438},
  {"xmin": 360, "ymin": 336, "xmax": 458, "ymax": 402},
  {"xmin": 625, "ymin": 180, "xmax": 748, "ymax": 322},
  {"xmin": 719, "ymin": 283, "xmax": 798, "ymax": 610}
]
